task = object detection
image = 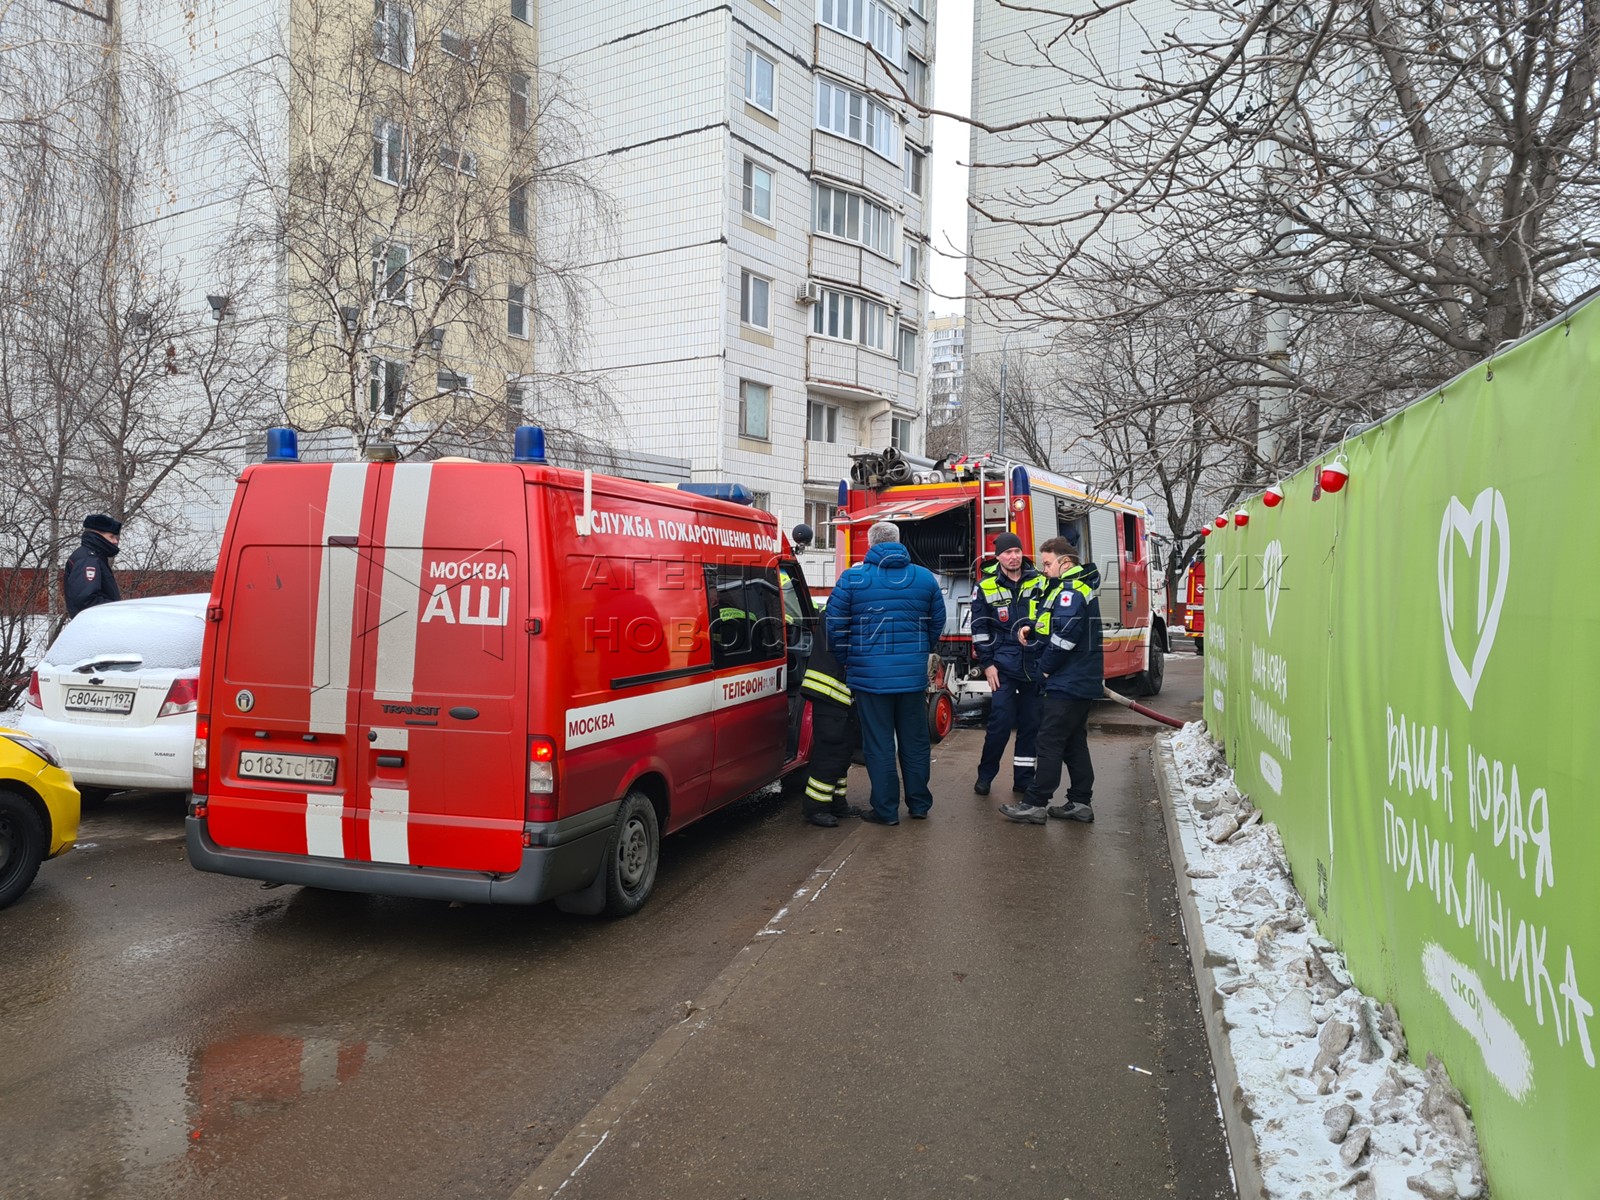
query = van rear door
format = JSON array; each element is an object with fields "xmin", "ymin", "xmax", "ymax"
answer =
[{"xmin": 351, "ymin": 462, "xmax": 527, "ymax": 874}]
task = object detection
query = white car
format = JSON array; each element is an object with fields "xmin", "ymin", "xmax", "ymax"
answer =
[{"xmin": 18, "ymin": 594, "xmax": 209, "ymax": 801}]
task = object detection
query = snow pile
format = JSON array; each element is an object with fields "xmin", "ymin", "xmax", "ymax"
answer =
[{"xmin": 1166, "ymin": 722, "xmax": 1487, "ymax": 1200}]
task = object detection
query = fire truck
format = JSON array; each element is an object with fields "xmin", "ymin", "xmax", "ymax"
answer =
[
  {"xmin": 831, "ymin": 449, "xmax": 1169, "ymax": 731},
  {"xmin": 1183, "ymin": 555, "xmax": 1205, "ymax": 654}
]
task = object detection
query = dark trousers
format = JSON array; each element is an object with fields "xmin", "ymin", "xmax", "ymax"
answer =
[
  {"xmin": 804, "ymin": 700, "xmax": 858, "ymax": 807},
  {"xmin": 1023, "ymin": 694, "xmax": 1095, "ymax": 808},
  {"xmin": 977, "ymin": 670, "xmax": 1042, "ymax": 790},
  {"xmin": 854, "ymin": 691, "xmax": 933, "ymax": 820}
]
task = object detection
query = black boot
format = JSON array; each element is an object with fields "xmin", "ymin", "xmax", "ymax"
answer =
[
  {"xmin": 832, "ymin": 789, "xmax": 867, "ymax": 819},
  {"xmin": 803, "ymin": 795, "xmax": 839, "ymax": 827}
]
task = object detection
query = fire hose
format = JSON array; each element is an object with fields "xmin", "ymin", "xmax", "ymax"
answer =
[{"xmin": 1102, "ymin": 685, "xmax": 1186, "ymax": 729}]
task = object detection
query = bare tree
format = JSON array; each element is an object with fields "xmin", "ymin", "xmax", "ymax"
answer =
[
  {"xmin": 219, "ymin": 0, "xmax": 614, "ymax": 459},
  {"xmin": 0, "ymin": 4, "xmax": 280, "ymax": 706},
  {"xmin": 957, "ymin": 0, "xmax": 1600, "ymax": 491}
]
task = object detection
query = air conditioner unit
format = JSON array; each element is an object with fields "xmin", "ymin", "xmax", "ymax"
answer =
[{"xmin": 795, "ymin": 280, "xmax": 822, "ymax": 305}]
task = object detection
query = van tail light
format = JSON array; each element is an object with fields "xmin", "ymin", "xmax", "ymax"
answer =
[
  {"xmin": 525, "ymin": 735, "xmax": 558, "ymax": 825},
  {"xmin": 193, "ymin": 715, "xmax": 210, "ymax": 796},
  {"xmin": 26, "ymin": 671, "xmax": 42, "ymax": 709},
  {"xmin": 160, "ymin": 676, "xmax": 200, "ymax": 718}
]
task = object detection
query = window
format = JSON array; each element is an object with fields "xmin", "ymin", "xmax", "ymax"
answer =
[
  {"xmin": 705, "ymin": 564, "xmax": 785, "ymax": 668},
  {"xmin": 906, "ymin": 54, "xmax": 928, "ymax": 105},
  {"xmin": 369, "ymin": 356, "xmax": 405, "ymax": 415},
  {"xmin": 435, "ymin": 254, "xmax": 477, "ymax": 289},
  {"xmin": 509, "ymin": 179, "xmax": 529, "ymax": 234},
  {"xmin": 745, "ymin": 48, "xmax": 775, "ymax": 113},
  {"xmin": 807, "ymin": 400, "xmax": 839, "ymax": 443},
  {"xmin": 900, "ymin": 239, "xmax": 921, "ymax": 284},
  {"xmin": 866, "ymin": 2, "xmax": 902, "ymax": 60},
  {"xmin": 373, "ymin": 1, "xmax": 414, "ymax": 70},
  {"xmin": 742, "ymin": 160, "xmax": 774, "ymax": 221},
  {"xmin": 811, "ymin": 287, "xmax": 888, "ymax": 352},
  {"xmin": 819, "ymin": 0, "xmax": 864, "ymax": 39},
  {"xmin": 510, "ymin": 72, "xmax": 531, "ymax": 131},
  {"xmin": 910, "ymin": 0, "xmax": 927, "ymax": 15},
  {"xmin": 511, "ymin": 0, "xmax": 530, "ymax": 24},
  {"xmin": 811, "ymin": 182, "xmax": 894, "ymax": 257},
  {"xmin": 436, "ymin": 369, "xmax": 471, "ymax": 393},
  {"xmin": 897, "ymin": 326, "xmax": 917, "ymax": 372},
  {"xmin": 904, "ymin": 145, "xmax": 925, "ymax": 195},
  {"xmin": 739, "ymin": 379, "xmax": 770, "ymax": 439},
  {"xmin": 815, "ymin": 78, "xmax": 896, "ymax": 160},
  {"xmin": 821, "ymin": 0, "xmax": 901, "ymax": 58},
  {"xmin": 506, "ymin": 380, "xmax": 526, "ymax": 415},
  {"xmin": 740, "ymin": 270, "xmax": 771, "ymax": 330},
  {"xmin": 438, "ymin": 145, "xmax": 478, "ymax": 175},
  {"xmin": 805, "ymin": 500, "xmax": 838, "ymax": 550},
  {"xmin": 750, "ymin": 491, "xmax": 771, "ymax": 511},
  {"xmin": 508, "ymin": 283, "xmax": 528, "ymax": 338},
  {"xmin": 891, "ymin": 416, "xmax": 913, "ymax": 451},
  {"xmin": 373, "ymin": 241, "xmax": 411, "ymax": 302},
  {"xmin": 441, "ymin": 28, "xmax": 478, "ymax": 61},
  {"xmin": 372, "ymin": 118, "xmax": 405, "ymax": 184}
]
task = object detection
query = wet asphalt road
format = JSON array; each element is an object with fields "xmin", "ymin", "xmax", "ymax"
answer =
[{"xmin": 0, "ymin": 646, "xmax": 1219, "ymax": 1200}]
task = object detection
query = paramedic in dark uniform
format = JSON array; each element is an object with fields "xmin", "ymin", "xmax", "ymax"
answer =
[
  {"xmin": 798, "ymin": 605, "xmax": 866, "ymax": 827},
  {"xmin": 63, "ymin": 513, "xmax": 123, "ymax": 617},
  {"xmin": 970, "ymin": 531, "xmax": 1044, "ymax": 796}
]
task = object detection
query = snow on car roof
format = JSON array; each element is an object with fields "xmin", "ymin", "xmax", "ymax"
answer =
[{"xmin": 42, "ymin": 594, "xmax": 209, "ymax": 672}]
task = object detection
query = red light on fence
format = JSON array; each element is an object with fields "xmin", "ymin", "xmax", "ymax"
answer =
[
  {"xmin": 1234, "ymin": 510, "xmax": 1249, "ymax": 527},
  {"xmin": 1263, "ymin": 484, "xmax": 1283, "ymax": 508},
  {"xmin": 1320, "ymin": 460, "xmax": 1350, "ymax": 494}
]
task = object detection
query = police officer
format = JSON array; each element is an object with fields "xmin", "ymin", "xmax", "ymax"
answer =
[
  {"xmin": 970, "ymin": 531, "xmax": 1044, "ymax": 797},
  {"xmin": 999, "ymin": 538, "xmax": 1104, "ymax": 825},
  {"xmin": 798, "ymin": 607, "xmax": 867, "ymax": 828},
  {"xmin": 63, "ymin": 513, "xmax": 123, "ymax": 617}
]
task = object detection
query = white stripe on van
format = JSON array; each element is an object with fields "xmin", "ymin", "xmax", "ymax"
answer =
[
  {"xmin": 311, "ymin": 464, "xmax": 368, "ymax": 734},
  {"xmin": 564, "ymin": 664, "xmax": 786, "ymax": 750},
  {"xmin": 368, "ymin": 786, "xmax": 410, "ymax": 864},
  {"xmin": 305, "ymin": 792, "xmax": 345, "ymax": 858},
  {"xmin": 372, "ymin": 463, "xmax": 433, "ymax": 702}
]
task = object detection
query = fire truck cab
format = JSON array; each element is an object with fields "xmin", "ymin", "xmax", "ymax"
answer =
[
  {"xmin": 1183, "ymin": 555, "xmax": 1205, "ymax": 654},
  {"xmin": 187, "ymin": 427, "xmax": 817, "ymax": 916},
  {"xmin": 834, "ymin": 449, "xmax": 1168, "ymax": 707}
]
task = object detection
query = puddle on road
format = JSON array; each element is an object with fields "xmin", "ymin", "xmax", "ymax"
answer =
[{"xmin": 110, "ymin": 1026, "xmax": 387, "ymax": 1181}]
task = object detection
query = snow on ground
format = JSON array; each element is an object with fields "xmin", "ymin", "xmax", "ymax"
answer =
[{"xmin": 1165, "ymin": 722, "xmax": 1486, "ymax": 1200}]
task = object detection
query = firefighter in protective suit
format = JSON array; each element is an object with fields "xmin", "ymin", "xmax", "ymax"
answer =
[
  {"xmin": 799, "ymin": 605, "xmax": 867, "ymax": 828},
  {"xmin": 970, "ymin": 531, "xmax": 1045, "ymax": 796}
]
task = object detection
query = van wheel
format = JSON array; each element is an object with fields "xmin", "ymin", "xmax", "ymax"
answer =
[
  {"xmin": 927, "ymin": 691, "xmax": 955, "ymax": 744},
  {"xmin": 603, "ymin": 790, "xmax": 660, "ymax": 917},
  {"xmin": 0, "ymin": 791, "xmax": 46, "ymax": 910}
]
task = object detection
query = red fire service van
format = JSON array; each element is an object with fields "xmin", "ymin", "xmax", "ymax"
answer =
[
  {"xmin": 187, "ymin": 427, "xmax": 818, "ymax": 916},
  {"xmin": 834, "ymin": 449, "xmax": 1168, "ymax": 723}
]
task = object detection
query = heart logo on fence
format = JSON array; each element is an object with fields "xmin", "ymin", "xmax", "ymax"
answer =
[
  {"xmin": 1261, "ymin": 540, "xmax": 1284, "ymax": 637},
  {"xmin": 1436, "ymin": 489, "xmax": 1509, "ymax": 711}
]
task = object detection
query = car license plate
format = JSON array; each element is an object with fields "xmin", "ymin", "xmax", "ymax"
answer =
[
  {"xmin": 237, "ymin": 750, "xmax": 338, "ymax": 786},
  {"xmin": 64, "ymin": 687, "xmax": 136, "ymax": 714}
]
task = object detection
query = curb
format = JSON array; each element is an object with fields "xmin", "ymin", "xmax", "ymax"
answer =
[{"xmin": 1151, "ymin": 733, "xmax": 1266, "ymax": 1200}]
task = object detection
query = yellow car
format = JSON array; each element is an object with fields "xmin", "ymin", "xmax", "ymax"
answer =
[{"xmin": 0, "ymin": 727, "xmax": 80, "ymax": 909}]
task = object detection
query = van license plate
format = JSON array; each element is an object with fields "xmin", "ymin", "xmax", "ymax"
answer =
[
  {"xmin": 64, "ymin": 688, "xmax": 136, "ymax": 714},
  {"xmin": 238, "ymin": 751, "xmax": 338, "ymax": 785}
]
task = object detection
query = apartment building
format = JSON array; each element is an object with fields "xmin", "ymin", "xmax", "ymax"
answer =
[
  {"xmin": 927, "ymin": 312, "xmax": 964, "ymax": 419},
  {"xmin": 536, "ymin": 0, "xmax": 937, "ymax": 584}
]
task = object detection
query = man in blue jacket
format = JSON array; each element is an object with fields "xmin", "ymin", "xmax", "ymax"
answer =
[
  {"xmin": 999, "ymin": 537, "xmax": 1103, "ymax": 825},
  {"xmin": 826, "ymin": 521, "xmax": 947, "ymax": 824}
]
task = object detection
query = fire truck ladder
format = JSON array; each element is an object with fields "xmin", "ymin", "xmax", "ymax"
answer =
[{"xmin": 975, "ymin": 454, "xmax": 1024, "ymax": 549}]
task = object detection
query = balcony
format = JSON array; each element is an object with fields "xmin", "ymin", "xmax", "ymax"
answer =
[
  {"xmin": 806, "ymin": 337, "xmax": 902, "ymax": 402},
  {"xmin": 804, "ymin": 437, "xmax": 851, "ymax": 485},
  {"xmin": 810, "ymin": 237, "xmax": 900, "ymax": 300}
]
